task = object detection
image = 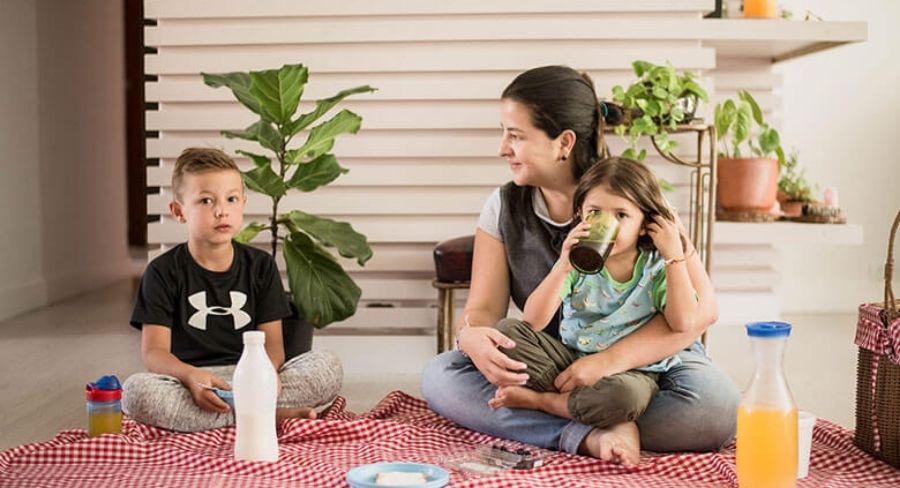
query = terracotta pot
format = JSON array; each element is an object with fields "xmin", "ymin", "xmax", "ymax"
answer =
[
  {"xmin": 781, "ymin": 201, "xmax": 804, "ymax": 218},
  {"xmin": 717, "ymin": 157, "xmax": 779, "ymax": 212}
]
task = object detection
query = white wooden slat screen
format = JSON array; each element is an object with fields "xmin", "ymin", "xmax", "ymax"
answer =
[{"xmin": 144, "ymin": 0, "xmax": 777, "ymax": 331}]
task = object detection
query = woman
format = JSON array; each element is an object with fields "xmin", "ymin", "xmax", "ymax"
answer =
[{"xmin": 420, "ymin": 65, "xmax": 739, "ymax": 462}]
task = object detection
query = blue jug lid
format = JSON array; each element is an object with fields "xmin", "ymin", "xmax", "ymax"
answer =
[{"xmin": 746, "ymin": 321, "xmax": 791, "ymax": 337}]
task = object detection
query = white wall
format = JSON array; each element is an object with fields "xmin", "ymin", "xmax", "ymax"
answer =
[
  {"xmin": 777, "ymin": 0, "xmax": 900, "ymax": 313},
  {"xmin": 0, "ymin": 0, "xmax": 46, "ymax": 319},
  {"xmin": 0, "ymin": 0, "xmax": 131, "ymax": 322},
  {"xmin": 36, "ymin": 0, "xmax": 131, "ymax": 304}
]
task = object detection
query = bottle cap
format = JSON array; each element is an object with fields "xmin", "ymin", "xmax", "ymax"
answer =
[
  {"xmin": 243, "ymin": 330, "xmax": 266, "ymax": 344},
  {"xmin": 745, "ymin": 321, "xmax": 792, "ymax": 338},
  {"xmin": 86, "ymin": 374, "xmax": 122, "ymax": 401}
]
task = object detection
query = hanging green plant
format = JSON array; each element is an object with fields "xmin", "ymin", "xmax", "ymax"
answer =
[{"xmin": 611, "ymin": 60, "xmax": 709, "ymax": 164}]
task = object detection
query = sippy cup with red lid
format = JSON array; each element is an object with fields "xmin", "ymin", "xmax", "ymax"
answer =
[{"xmin": 86, "ymin": 375, "xmax": 123, "ymax": 437}]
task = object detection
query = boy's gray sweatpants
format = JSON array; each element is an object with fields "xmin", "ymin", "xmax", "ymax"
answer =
[{"xmin": 122, "ymin": 351, "xmax": 342, "ymax": 432}]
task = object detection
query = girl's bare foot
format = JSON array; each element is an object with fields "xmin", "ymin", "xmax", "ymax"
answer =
[
  {"xmin": 579, "ymin": 421, "xmax": 641, "ymax": 467},
  {"xmin": 488, "ymin": 386, "xmax": 541, "ymax": 410},
  {"xmin": 276, "ymin": 406, "xmax": 317, "ymax": 422}
]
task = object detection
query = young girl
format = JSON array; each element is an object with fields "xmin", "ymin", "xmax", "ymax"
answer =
[{"xmin": 487, "ymin": 156, "xmax": 717, "ymax": 465}]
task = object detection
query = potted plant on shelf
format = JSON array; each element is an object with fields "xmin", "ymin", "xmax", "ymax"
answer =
[
  {"xmin": 776, "ymin": 149, "xmax": 816, "ymax": 218},
  {"xmin": 714, "ymin": 89, "xmax": 785, "ymax": 220},
  {"xmin": 202, "ymin": 63, "xmax": 376, "ymax": 356},
  {"xmin": 611, "ymin": 60, "xmax": 708, "ymax": 175}
]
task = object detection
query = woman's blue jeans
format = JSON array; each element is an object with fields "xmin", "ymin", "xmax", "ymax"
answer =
[{"xmin": 420, "ymin": 341, "xmax": 739, "ymax": 454}]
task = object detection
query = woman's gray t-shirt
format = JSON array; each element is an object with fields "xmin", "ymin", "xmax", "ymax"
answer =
[{"xmin": 477, "ymin": 182, "xmax": 572, "ymax": 339}]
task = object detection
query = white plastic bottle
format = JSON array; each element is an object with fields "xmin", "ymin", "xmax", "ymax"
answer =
[{"xmin": 233, "ymin": 330, "xmax": 279, "ymax": 461}]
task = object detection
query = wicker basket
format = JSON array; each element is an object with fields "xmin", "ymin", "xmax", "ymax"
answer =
[{"xmin": 854, "ymin": 210, "xmax": 900, "ymax": 468}]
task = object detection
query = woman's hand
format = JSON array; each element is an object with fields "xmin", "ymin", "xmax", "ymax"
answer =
[
  {"xmin": 554, "ymin": 352, "xmax": 620, "ymax": 392},
  {"xmin": 645, "ymin": 214, "xmax": 684, "ymax": 261},
  {"xmin": 458, "ymin": 325, "xmax": 529, "ymax": 387},
  {"xmin": 559, "ymin": 220, "xmax": 592, "ymax": 271},
  {"xmin": 185, "ymin": 369, "xmax": 232, "ymax": 413}
]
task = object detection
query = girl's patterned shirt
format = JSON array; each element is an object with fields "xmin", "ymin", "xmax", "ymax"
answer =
[{"xmin": 559, "ymin": 249, "xmax": 681, "ymax": 372}]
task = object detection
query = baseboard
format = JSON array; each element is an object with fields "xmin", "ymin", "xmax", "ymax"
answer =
[
  {"xmin": 0, "ymin": 278, "xmax": 48, "ymax": 322},
  {"xmin": 43, "ymin": 258, "xmax": 134, "ymax": 304}
]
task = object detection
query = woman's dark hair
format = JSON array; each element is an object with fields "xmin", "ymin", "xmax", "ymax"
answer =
[
  {"xmin": 502, "ymin": 65, "xmax": 612, "ymax": 180},
  {"xmin": 573, "ymin": 157, "xmax": 675, "ymax": 251}
]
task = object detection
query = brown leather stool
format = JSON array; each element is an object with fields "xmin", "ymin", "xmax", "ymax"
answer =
[{"xmin": 432, "ymin": 235, "xmax": 474, "ymax": 353}]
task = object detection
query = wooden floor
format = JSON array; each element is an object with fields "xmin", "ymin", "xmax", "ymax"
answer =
[{"xmin": 0, "ymin": 280, "xmax": 858, "ymax": 451}]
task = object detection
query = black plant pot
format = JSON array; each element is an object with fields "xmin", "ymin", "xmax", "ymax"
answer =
[{"xmin": 282, "ymin": 298, "xmax": 314, "ymax": 360}]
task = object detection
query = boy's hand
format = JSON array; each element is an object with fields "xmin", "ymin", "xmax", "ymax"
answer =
[
  {"xmin": 559, "ymin": 221, "xmax": 592, "ymax": 271},
  {"xmin": 645, "ymin": 215, "xmax": 684, "ymax": 261},
  {"xmin": 186, "ymin": 370, "xmax": 232, "ymax": 413}
]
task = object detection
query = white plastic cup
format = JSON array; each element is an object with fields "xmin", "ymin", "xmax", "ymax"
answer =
[{"xmin": 797, "ymin": 411, "xmax": 816, "ymax": 479}]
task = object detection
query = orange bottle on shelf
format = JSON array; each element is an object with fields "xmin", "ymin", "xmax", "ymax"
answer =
[
  {"xmin": 744, "ymin": 0, "xmax": 777, "ymax": 18},
  {"xmin": 736, "ymin": 322, "xmax": 798, "ymax": 488}
]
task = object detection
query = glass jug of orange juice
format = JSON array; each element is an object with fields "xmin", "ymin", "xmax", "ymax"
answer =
[{"xmin": 736, "ymin": 322, "xmax": 798, "ymax": 487}]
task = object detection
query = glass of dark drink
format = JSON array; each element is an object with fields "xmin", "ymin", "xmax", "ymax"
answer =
[{"xmin": 569, "ymin": 210, "xmax": 619, "ymax": 274}]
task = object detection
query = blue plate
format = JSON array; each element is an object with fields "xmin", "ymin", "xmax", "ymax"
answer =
[{"xmin": 346, "ymin": 462, "xmax": 449, "ymax": 488}]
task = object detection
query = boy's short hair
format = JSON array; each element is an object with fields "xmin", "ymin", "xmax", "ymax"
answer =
[{"xmin": 172, "ymin": 147, "xmax": 242, "ymax": 201}]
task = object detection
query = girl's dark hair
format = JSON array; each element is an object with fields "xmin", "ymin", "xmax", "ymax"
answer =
[
  {"xmin": 573, "ymin": 157, "xmax": 675, "ymax": 251},
  {"xmin": 502, "ymin": 65, "xmax": 611, "ymax": 180}
]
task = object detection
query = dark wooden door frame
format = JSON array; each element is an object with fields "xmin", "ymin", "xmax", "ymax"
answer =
[{"xmin": 124, "ymin": 0, "xmax": 146, "ymax": 246}]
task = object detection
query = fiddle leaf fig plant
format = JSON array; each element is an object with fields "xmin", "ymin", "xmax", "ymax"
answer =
[
  {"xmin": 203, "ymin": 63, "xmax": 376, "ymax": 328},
  {"xmin": 714, "ymin": 89, "xmax": 785, "ymax": 165},
  {"xmin": 611, "ymin": 60, "xmax": 709, "ymax": 163}
]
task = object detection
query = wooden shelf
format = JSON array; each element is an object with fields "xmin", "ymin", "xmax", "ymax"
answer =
[
  {"xmin": 714, "ymin": 221, "xmax": 863, "ymax": 245},
  {"xmin": 701, "ymin": 19, "xmax": 867, "ymax": 63}
]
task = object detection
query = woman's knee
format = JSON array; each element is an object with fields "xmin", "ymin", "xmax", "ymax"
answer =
[{"xmin": 421, "ymin": 351, "xmax": 462, "ymax": 402}]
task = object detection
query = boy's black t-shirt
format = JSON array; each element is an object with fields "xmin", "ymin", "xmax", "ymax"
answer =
[{"xmin": 130, "ymin": 242, "xmax": 292, "ymax": 366}]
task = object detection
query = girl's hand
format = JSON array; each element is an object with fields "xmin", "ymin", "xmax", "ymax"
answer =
[
  {"xmin": 554, "ymin": 353, "xmax": 618, "ymax": 392},
  {"xmin": 559, "ymin": 220, "xmax": 592, "ymax": 271},
  {"xmin": 458, "ymin": 325, "xmax": 529, "ymax": 387},
  {"xmin": 645, "ymin": 214, "xmax": 684, "ymax": 261},
  {"xmin": 186, "ymin": 369, "xmax": 232, "ymax": 413}
]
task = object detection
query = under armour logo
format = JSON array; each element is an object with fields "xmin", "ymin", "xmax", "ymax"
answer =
[{"xmin": 187, "ymin": 291, "xmax": 251, "ymax": 330}]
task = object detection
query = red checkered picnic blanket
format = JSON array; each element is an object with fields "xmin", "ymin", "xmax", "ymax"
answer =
[{"xmin": 1, "ymin": 391, "xmax": 898, "ymax": 487}]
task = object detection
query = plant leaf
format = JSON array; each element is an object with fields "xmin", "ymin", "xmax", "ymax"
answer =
[
  {"xmin": 235, "ymin": 150, "xmax": 271, "ymax": 168},
  {"xmin": 202, "ymin": 71, "xmax": 262, "ymax": 116},
  {"xmin": 242, "ymin": 164, "xmax": 286, "ymax": 199},
  {"xmin": 734, "ymin": 102, "xmax": 752, "ymax": 148},
  {"xmin": 287, "ymin": 210, "xmax": 373, "ymax": 265},
  {"xmin": 283, "ymin": 232, "xmax": 361, "ymax": 328},
  {"xmin": 286, "ymin": 153, "xmax": 348, "ymax": 192},
  {"xmin": 658, "ymin": 177, "xmax": 675, "ymax": 192},
  {"xmin": 632, "ymin": 60, "xmax": 652, "ymax": 77},
  {"xmin": 740, "ymin": 90, "xmax": 765, "ymax": 126},
  {"xmin": 234, "ymin": 222, "xmax": 269, "ymax": 244},
  {"xmin": 223, "ymin": 119, "xmax": 282, "ymax": 153},
  {"xmin": 249, "ymin": 64, "xmax": 309, "ymax": 126},
  {"xmin": 294, "ymin": 109, "xmax": 363, "ymax": 160},
  {"xmin": 683, "ymin": 80, "xmax": 709, "ymax": 102},
  {"xmin": 758, "ymin": 125, "xmax": 782, "ymax": 156},
  {"xmin": 285, "ymin": 85, "xmax": 377, "ymax": 137}
]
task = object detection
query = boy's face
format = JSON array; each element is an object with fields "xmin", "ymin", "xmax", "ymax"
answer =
[{"xmin": 170, "ymin": 169, "xmax": 245, "ymax": 248}]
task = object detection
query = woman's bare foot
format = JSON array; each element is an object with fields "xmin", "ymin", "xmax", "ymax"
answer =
[
  {"xmin": 579, "ymin": 421, "xmax": 641, "ymax": 467},
  {"xmin": 488, "ymin": 386, "xmax": 541, "ymax": 410},
  {"xmin": 276, "ymin": 406, "xmax": 317, "ymax": 422}
]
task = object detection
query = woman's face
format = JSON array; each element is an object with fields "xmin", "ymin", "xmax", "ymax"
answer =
[{"xmin": 498, "ymin": 99, "xmax": 569, "ymax": 187}]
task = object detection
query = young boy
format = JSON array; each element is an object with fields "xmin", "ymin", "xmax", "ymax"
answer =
[{"xmin": 123, "ymin": 147, "xmax": 342, "ymax": 432}]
